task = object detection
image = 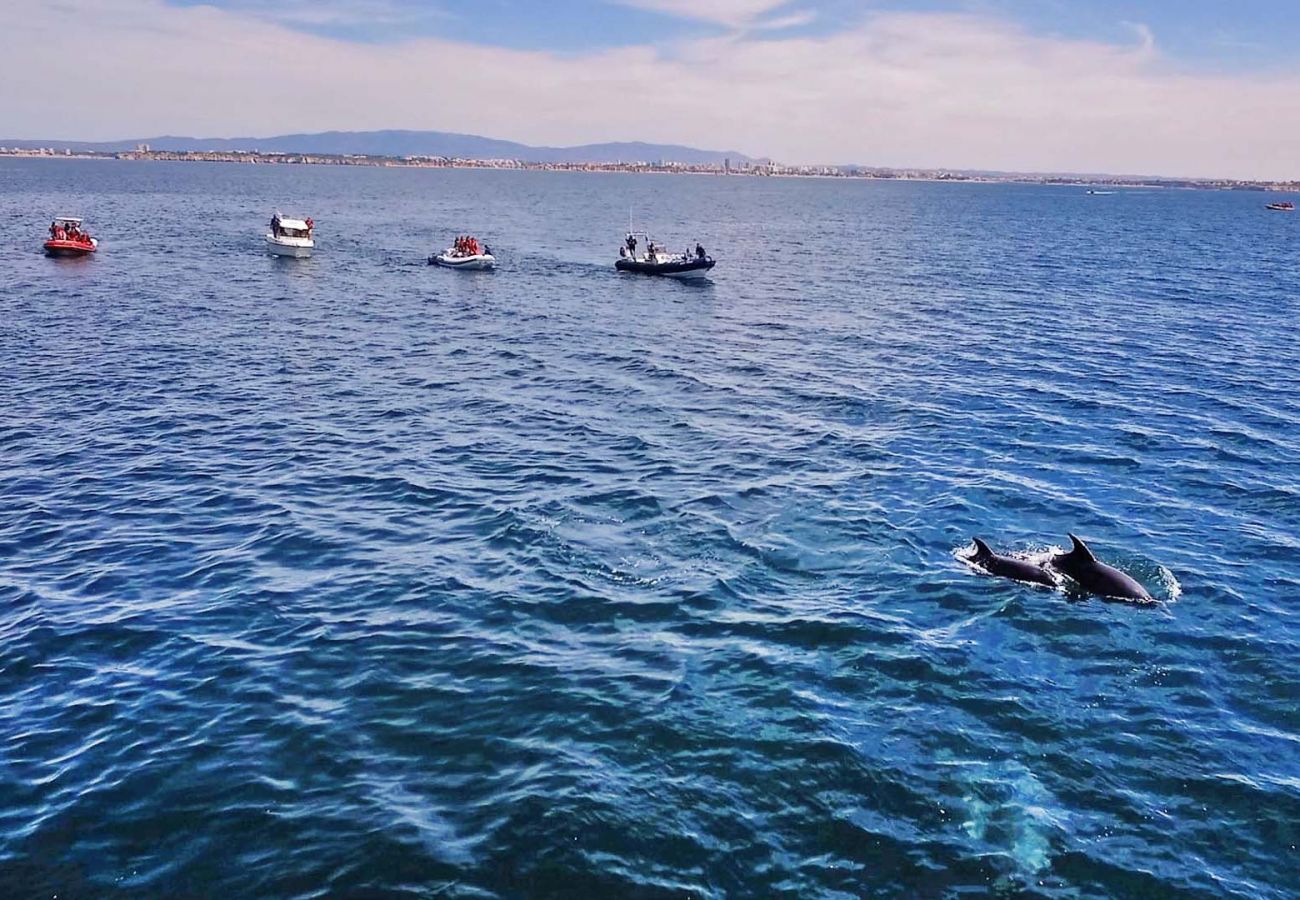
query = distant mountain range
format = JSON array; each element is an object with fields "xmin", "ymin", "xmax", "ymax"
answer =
[{"xmin": 0, "ymin": 129, "xmax": 757, "ymax": 165}]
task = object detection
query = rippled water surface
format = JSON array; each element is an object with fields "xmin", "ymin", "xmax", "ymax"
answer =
[{"xmin": 2, "ymin": 159, "xmax": 1298, "ymax": 898}]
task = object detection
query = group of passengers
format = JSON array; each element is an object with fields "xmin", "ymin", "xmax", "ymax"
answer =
[
  {"xmin": 49, "ymin": 220, "xmax": 92, "ymax": 244},
  {"xmin": 621, "ymin": 234, "xmax": 659, "ymax": 259},
  {"xmin": 453, "ymin": 235, "xmax": 484, "ymax": 256},
  {"xmin": 620, "ymin": 233, "xmax": 708, "ymax": 262}
]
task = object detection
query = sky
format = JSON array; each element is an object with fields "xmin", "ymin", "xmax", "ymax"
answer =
[{"xmin": 3, "ymin": 0, "xmax": 1300, "ymax": 178}]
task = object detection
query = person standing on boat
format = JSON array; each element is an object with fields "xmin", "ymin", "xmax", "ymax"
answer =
[
  {"xmin": 696, "ymin": 243, "xmax": 706, "ymax": 259},
  {"xmin": 626, "ymin": 234, "xmax": 637, "ymax": 257}
]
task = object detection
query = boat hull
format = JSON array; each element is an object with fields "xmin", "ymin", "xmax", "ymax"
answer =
[
  {"xmin": 266, "ymin": 235, "xmax": 313, "ymax": 258},
  {"xmin": 615, "ymin": 257, "xmax": 715, "ymax": 281},
  {"xmin": 44, "ymin": 239, "xmax": 97, "ymax": 258},
  {"xmin": 430, "ymin": 253, "xmax": 495, "ymax": 270}
]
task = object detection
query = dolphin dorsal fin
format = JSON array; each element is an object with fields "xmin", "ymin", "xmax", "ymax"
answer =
[
  {"xmin": 972, "ymin": 538, "xmax": 993, "ymax": 558},
  {"xmin": 1067, "ymin": 534, "xmax": 1096, "ymax": 561}
]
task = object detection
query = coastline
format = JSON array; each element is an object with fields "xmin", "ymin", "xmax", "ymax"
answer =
[{"xmin": 2, "ymin": 149, "xmax": 1296, "ymax": 193}]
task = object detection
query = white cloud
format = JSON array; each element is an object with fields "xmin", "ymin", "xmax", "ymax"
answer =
[
  {"xmin": 751, "ymin": 10, "xmax": 817, "ymax": 31},
  {"xmin": 3, "ymin": 0, "xmax": 1300, "ymax": 179},
  {"xmin": 1122, "ymin": 20, "xmax": 1156, "ymax": 57},
  {"xmin": 611, "ymin": 0, "xmax": 790, "ymax": 27},
  {"xmin": 234, "ymin": 0, "xmax": 450, "ymax": 29}
]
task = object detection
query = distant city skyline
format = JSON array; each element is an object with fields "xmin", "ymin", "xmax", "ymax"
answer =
[{"xmin": 4, "ymin": 1, "xmax": 1300, "ymax": 179}]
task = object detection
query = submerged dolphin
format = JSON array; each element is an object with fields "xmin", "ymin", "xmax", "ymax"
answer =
[
  {"xmin": 968, "ymin": 538, "xmax": 1057, "ymax": 587},
  {"xmin": 1050, "ymin": 534, "xmax": 1154, "ymax": 602}
]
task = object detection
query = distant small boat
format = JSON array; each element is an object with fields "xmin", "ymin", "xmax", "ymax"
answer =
[
  {"xmin": 267, "ymin": 213, "xmax": 315, "ymax": 257},
  {"xmin": 430, "ymin": 235, "xmax": 495, "ymax": 270},
  {"xmin": 616, "ymin": 231, "xmax": 715, "ymax": 281},
  {"xmin": 1266, "ymin": 201, "xmax": 1295, "ymax": 212},
  {"xmin": 1086, "ymin": 190, "xmax": 1115, "ymax": 196},
  {"xmin": 43, "ymin": 216, "xmax": 98, "ymax": 257}
]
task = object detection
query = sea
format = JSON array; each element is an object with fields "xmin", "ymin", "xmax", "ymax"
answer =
[{"xmin": 1, "ymin": 157, "xmax": 1297, "ymax": 898}]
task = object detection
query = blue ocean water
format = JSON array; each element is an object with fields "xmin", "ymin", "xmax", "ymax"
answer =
[{"xmin": 1, "ymin": 158, "xmax": 1297, "ymax": 898}]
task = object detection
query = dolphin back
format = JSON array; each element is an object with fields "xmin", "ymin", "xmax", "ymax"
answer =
[
  {"xmin": 969, "ymin": 537, "xmax": 1057, "ymax": 587},
  {"xmin": 1052, "ymin": 534, "xmax": 1154, "ymax": 602}
]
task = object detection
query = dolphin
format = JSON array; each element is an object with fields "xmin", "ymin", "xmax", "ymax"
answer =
[
  {"xmin": 1050, "ymin": 534, "xmax": 1154, "ymax": 602},
  {"xmin": 968, "ymin": 538, "xmax": 1058, "ymax": 587}
]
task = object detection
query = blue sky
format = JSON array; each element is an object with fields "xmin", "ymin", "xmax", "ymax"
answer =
[
  {"xmin": 6, "ymin": 1, "xmax": 1300, "ymax": 177},
  {"xmin": 976, "ymin": 0, "xmax": 1296, "ymax": 70},
  {"xmin": 165, "ymin": 0, "xmax": 1299, "ymax": 68}
]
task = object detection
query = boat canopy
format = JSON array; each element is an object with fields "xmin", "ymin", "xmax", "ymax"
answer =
[
  {"xmin": 275, "ymin": 217, "xmax": 311, "ymax": 231},
  {"xmin": 53, "ymin": 216, "xmax": 83, "ymax": 225}
]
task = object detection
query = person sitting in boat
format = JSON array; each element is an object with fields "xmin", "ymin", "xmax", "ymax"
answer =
[{"xmin": 53, "ymin": 224, "xmax": 66, "ymax": 241}]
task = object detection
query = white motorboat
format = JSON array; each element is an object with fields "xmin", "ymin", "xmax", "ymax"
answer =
[
  {"xmin": 266, "ymin": 213, "xmax": 314, "ymax": 258},
  {"xmin": 429, "ymin": 235, "xmax": 495, "ymax": 270}
]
